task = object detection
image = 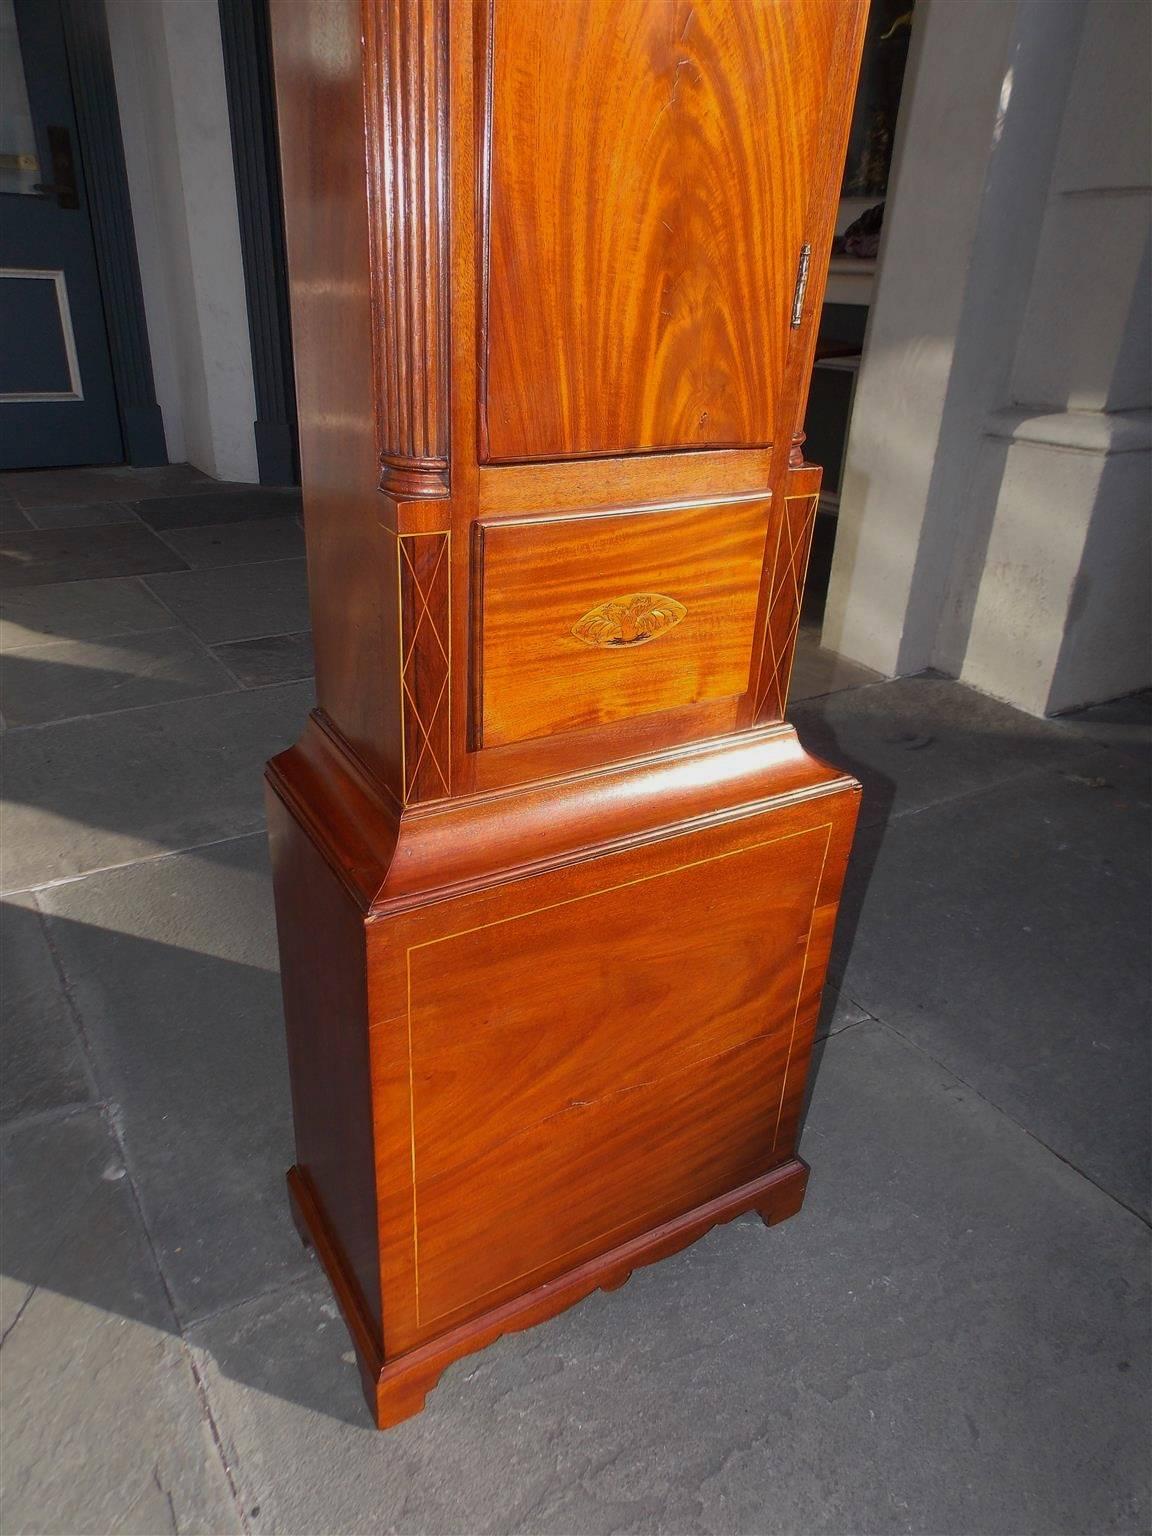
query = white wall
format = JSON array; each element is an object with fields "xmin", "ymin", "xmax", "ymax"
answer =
[
  {"xmin": 106, "ymin": 0, "xmax": 258, "ymax": 483},
  {"xmin": 824, "ymin": 0, "xmax": 1151, "ymax": 716}
]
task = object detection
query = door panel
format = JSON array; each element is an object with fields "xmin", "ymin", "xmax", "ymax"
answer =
[
  {"xmin": 480, "ymin": 0, "xmax": 840, "ymax": 462},
  {"xmin": 0, "ymin": 0, "xmax": 122, "ymax": 468}
]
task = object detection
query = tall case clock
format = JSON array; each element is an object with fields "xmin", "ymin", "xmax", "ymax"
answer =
[{"xmin": 267, "ymin": 0, "xmax": 869, "ymax": 1428}]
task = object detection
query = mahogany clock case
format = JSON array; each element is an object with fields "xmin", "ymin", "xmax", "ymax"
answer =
[{"xmin": 266, "ymin": 0, "xmax": 869, "ymax": 1428}]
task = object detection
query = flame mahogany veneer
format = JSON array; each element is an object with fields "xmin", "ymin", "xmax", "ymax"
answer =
[{"xmin": 266, "ymin": 0, "xmax": 868, "ymax": 1428}]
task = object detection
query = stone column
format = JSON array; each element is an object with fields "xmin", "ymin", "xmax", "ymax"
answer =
[{"xmin": 823, "ymin": 0, "xmax": 1150, "ymax": 715}]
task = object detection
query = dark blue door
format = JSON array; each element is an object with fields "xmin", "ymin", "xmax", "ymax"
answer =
[{"xmin": 0, "ymin": 0, "xmax": 123, "ymax": 468}]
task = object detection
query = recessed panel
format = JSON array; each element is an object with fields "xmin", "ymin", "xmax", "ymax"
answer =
[
  {"xmin": 407, "ymin": 824, "xmax": 831, "ymax": 1326},
  {"xmin": 0, "ymin": 270, "xmax": 81, "ymax": 400},
  {"xmin": 475, "ymin": 496, "xmax": 771, "ymax": 747},
  {"xmin": 481, "ymin": 0, "xmax": 840, "ymax": 460}
]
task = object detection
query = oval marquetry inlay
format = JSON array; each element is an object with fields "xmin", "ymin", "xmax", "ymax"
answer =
[{"xmin": 572, "ymin": 594, "xmax": 687, "ymax": 650}]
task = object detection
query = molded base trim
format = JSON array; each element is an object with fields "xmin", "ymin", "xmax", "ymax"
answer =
[{"xmin": 288, "ymin": 1156, "xmax": 810, "ymax": 1429}]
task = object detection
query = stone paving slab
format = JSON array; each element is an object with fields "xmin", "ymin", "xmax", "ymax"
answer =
[
  {"xmin": 0, "ymin": 503, "xmax": 33, "ymax": 532},
  {"xmin": 0, "ymin": 576, "xmax": 174, "ymax": 651},
  {"xmin": 1, "ymin": 627, "xmax": 237, "ymax": 726},
  {"xmin": 144, "ymin": 559, "xmax": 310, "ymax": 644},
  {"xmin": 838, "ymin": 756, "xmax": 1152, "ymax": 1218},
  {"xmin": 0, "ymin": 895, "xmax": 92, "ymax": 1125},
  {"xmin": 213, "ymin": 631, "xmax": 314, "ymax": 688},
  {"xmin": 789, "ymin": 672, "xmax": 1097, "ymax": 828},
  {"xmin": 1, "ymin": 680, "xmax": 311, "ymax": 891},
  {"xmin": 0, "ymin": 464, "xmax": 216, "ymax": 509},
  {"xmin": 20, "ymin": 500, "xmax": 140, "ymax": 530},
  {"xmin": 0, "ymin": 524, "xmax": 189, "ymax": 589},
  {"xmin": 188, "ymin": 1023, "xmax": 1150, "ymax": 1536},
  {"xmin": 157, "ymin": 517, "xmax": 307, "ymax": 570},
  {"xmin": 816, "ymin": 983, "xmax": 870, "ymax": 1038},
  {"xmin": 1060, "ymin": 688, "xmax": 1151, "ymax": 763},
  {"xmin": 37, "ymin": 836, "xmax": 309, "ymax": 1322},
  {"xmin": 134, "ymin": 488, "xmax": 303, "ymax": 532},
  {"xmin": 0, "ymin": 1108, "xmax": 241, "ymax": 1535}
]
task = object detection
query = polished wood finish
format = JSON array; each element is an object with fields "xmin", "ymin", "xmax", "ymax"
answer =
[
  {"xmin": 268, "ymin": 0, "xmax": 868, "ymax": 1428},
  {"xmin": 398, "ymin": 531, "xmax": 452, "ymax": 800},
  {"xmin": 754, "ymin": 470, "xmax": 823, "ymax": 723},
  {"xmin": 477, "ymin": 448, "xmax": 775, "ymax": 515},
  {"xmin": 364, "ymin": 0, "xmax": 451, "ymax": 495},
  {"xmin": 267, "ymin": 792, "xmax": 382, "ymax": 1336},
  {"xmin": 402, "ymin": 815, "xmax": 836, "ymax": 1330},
  {"xmin": 475, "ymin": 496, "xmax": 771, "ymax": 746},
  {"xmin": 481, "ymin": 0, "xmax": 840, "ymax": 462},
  {"xmin": 270, "ymin": 0, "xmax": 402, "ymax": 799}
]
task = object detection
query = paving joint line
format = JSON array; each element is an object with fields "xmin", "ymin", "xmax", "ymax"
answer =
[
  {"xmin": 3, "ymin": 679, "xmax": 244, "ymax": 733},
  {"xmin": 818, "ymin": 1011, "xmax": 874, "ymax": 1042},
  {"xmin": 1, "ymin": 622, "xmax": 186, "ymax": 660},
  {"xmin": 865, "ymin": 1016, "xmax": 1152, "ymax": 1229},
  {"xmin": 147, "ymin": 523, "xmax": 306, "ymax": 574},
  {"xmin": 2, "ymin": 829, "xmax": 269, "ymax": 899},
  {"xmin": 0, "ymin": 1284, "xmax": 38, "ymax": 1351}
]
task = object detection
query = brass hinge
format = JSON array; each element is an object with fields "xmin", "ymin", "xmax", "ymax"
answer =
[{"xmin": 790, "ymin": 243, "xmax": 812, "ymax": 329}]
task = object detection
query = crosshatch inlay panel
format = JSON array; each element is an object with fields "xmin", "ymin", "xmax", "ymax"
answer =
[
  {"xmin": 398, "ymin": 531, "xmax": 451, "ymax": 802},
  {"xmin": 754, "ymin": 493, "xmax": 819, "ymax": 721}
]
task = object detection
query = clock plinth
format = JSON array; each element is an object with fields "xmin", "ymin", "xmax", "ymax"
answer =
[{"xmin": 267, "ymin": 0, "xmax": 868, "ymax": 1427}]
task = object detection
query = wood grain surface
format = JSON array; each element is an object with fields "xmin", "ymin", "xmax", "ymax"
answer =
[
  {"xmin": 475, "ymin": 496, "xmax": 771, "ymax": 746},
  {"xmin": 481, "ymin": 0, "xmax": 840, "ymax": 461},
  {"xmin": 405, "ymin": 821, "xmax": 831, "ymax": 1325}
]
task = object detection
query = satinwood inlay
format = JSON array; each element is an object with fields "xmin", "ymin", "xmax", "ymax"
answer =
[
  {"xmin": 572, "ymin": 595, "xmax": 687, "ymax": 650},
  {"xmin": 398, "ymin": 531, "xmax": 451, "ymax": 802},
  {"xmin": 754, "ymin": 492, "xmax": 820, "ymax": 723}
]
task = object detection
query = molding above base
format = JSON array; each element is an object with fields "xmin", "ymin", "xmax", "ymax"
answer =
[{"xmin": 265, "ymin": 710, "xmax": 858, "ymax": 918}]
